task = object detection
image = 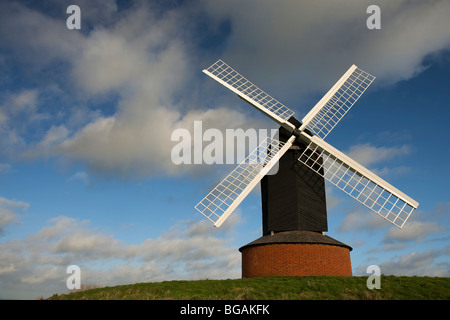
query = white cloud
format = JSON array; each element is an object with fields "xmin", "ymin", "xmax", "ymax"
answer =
[
  {"xmin": 0, "ymin": 89, "xmax": 46, "ymax": 157},
  {"xmin": 0, "ymin": 209, "xmax": 18, "ymax": 234},
  {"xmin": 379, "ymin": 248, "xmax": 450, "ymax": 277},
  {"xmin": 0, "ymin": 163, "xmax": 12, "ymax": 174},
  {"xmin": 340, "ymin": 143, "xmax": 413, "ymax": 182},
  {"xmin": 381, "ymin": 203, "xmax": 449, "ymax": 245},
  {"xmin": 346, "ymin": 143, "xmax": 412, "ymax": 167},
  {"xmin": 22, "ymin": 125, "xmax": 69, "ymax": 159},
  {"xmin": 2, "ymin": 1, "xmax": 448, "ymax": 180},
  {"xmin": 371, "ymin": 165, "xmax": 411, "ymax": 178},
  {"xmin": 384, "ymin": 220, "xmax": 446, "ymax": 243},
  {"xmin": 0, "ymin": 1, "xmax": 84, "ymax": 67},
  {"xmin": 6, "ymin": 89, "xmax": 38, "ymax": 115},
  {"xmin": 338, "ymin": 206, "xmax": 390, "ymax": 233},
  {"xmin": 354, "ymin": 246, "xmax": 450, "ymax": 277},
  {"xmin": 0, "ymin": 197, "xmax": 29, "ymax": 235},
  {"xmin": 68, "ymin": 171, "xmax": 89, "ymax": 185},
  {"xmin": 202, "ymin": 0, "xmax": 450, "ymax": 102},
  {"xmin": 0, "ymin": 1, "xmax": 268, "ymax": 179},
  {"xmin": 339, "ymin": 201, "xmax": 449, "ymax": 246},
  {"xmin": 0, "ymin": 214, "xmax": 241, "ymax": 299}
]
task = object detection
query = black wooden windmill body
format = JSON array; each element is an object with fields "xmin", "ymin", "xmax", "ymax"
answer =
[
  {"xmin": 195, "ymin": 60, "xmax": 419, "ymax": 277},
  {"xmin": 261, "ymin": 122, "xmax": 328, "ymax": 236}
]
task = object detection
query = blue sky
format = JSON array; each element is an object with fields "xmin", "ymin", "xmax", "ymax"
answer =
[{"xmin": 0, "ymin": 0, "xmax": 449, "ymax": 299}]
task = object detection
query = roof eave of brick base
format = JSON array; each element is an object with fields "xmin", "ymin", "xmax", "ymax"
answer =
[{"xmin": 239, "ymin": 230, "xmax": 353, "ymax": 252}]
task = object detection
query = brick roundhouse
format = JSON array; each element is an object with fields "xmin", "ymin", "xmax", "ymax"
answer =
[{"xmin": 240, "ymin": 231, "xmax": 352, "ymax": 277}]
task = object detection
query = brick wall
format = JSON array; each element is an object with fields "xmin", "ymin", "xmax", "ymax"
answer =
[{"xmin": 241, "ymin": 243, "xmax": 352, "ymax": 277}]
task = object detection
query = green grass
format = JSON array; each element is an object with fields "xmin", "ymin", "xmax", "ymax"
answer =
[{"xmin": 47, "ymin": 276, "xmax": 450, "ymax": 300}]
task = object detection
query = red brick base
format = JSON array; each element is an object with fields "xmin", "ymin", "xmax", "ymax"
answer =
[{"xmin": 241, "ymin": 243, "xmax": 352, "ymax": 277}]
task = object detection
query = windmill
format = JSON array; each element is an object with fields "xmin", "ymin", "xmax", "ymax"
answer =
[{"xmin": 195, "ymin": 60, "xmax": 419, "ymax": 277}]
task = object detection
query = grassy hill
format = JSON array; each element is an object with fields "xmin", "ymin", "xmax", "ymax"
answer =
[{"xmin": 47, "ymin": 276, "xmax": 449, "ymax": 300}]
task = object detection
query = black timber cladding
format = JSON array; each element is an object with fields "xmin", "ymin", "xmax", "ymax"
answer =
[{"xmin": 261, "ymin": 124, "xmax": 328, "ymax": 235}]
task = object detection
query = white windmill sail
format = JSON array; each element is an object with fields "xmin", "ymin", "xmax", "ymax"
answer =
[
  {"xmin": 297, "ymin": 132, "xmax": 419, "ymax": 229},
  {"xmin": 300, "ymin": 65, "xmax": 375, "ymax": 140},
  {"xmin": 195, "ymin": 135, "xmax": 296, "ymax": 227},
  {"xmin": 197, "ymin": 59, "xmax": 419, "ymax": 230},
  {"xmin": 203, "ymin": 60, "xmax": 296, "ymax": 132}
]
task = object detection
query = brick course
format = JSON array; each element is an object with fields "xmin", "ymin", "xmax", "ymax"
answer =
[{"xmin": 241, "ymin": 243, "xmax": 352, "ymax": 277}]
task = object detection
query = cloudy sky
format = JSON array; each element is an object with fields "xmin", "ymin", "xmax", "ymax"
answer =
[{"xmin": 0, "ymin": 0, "xmax": 449, "ymax": 299}]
